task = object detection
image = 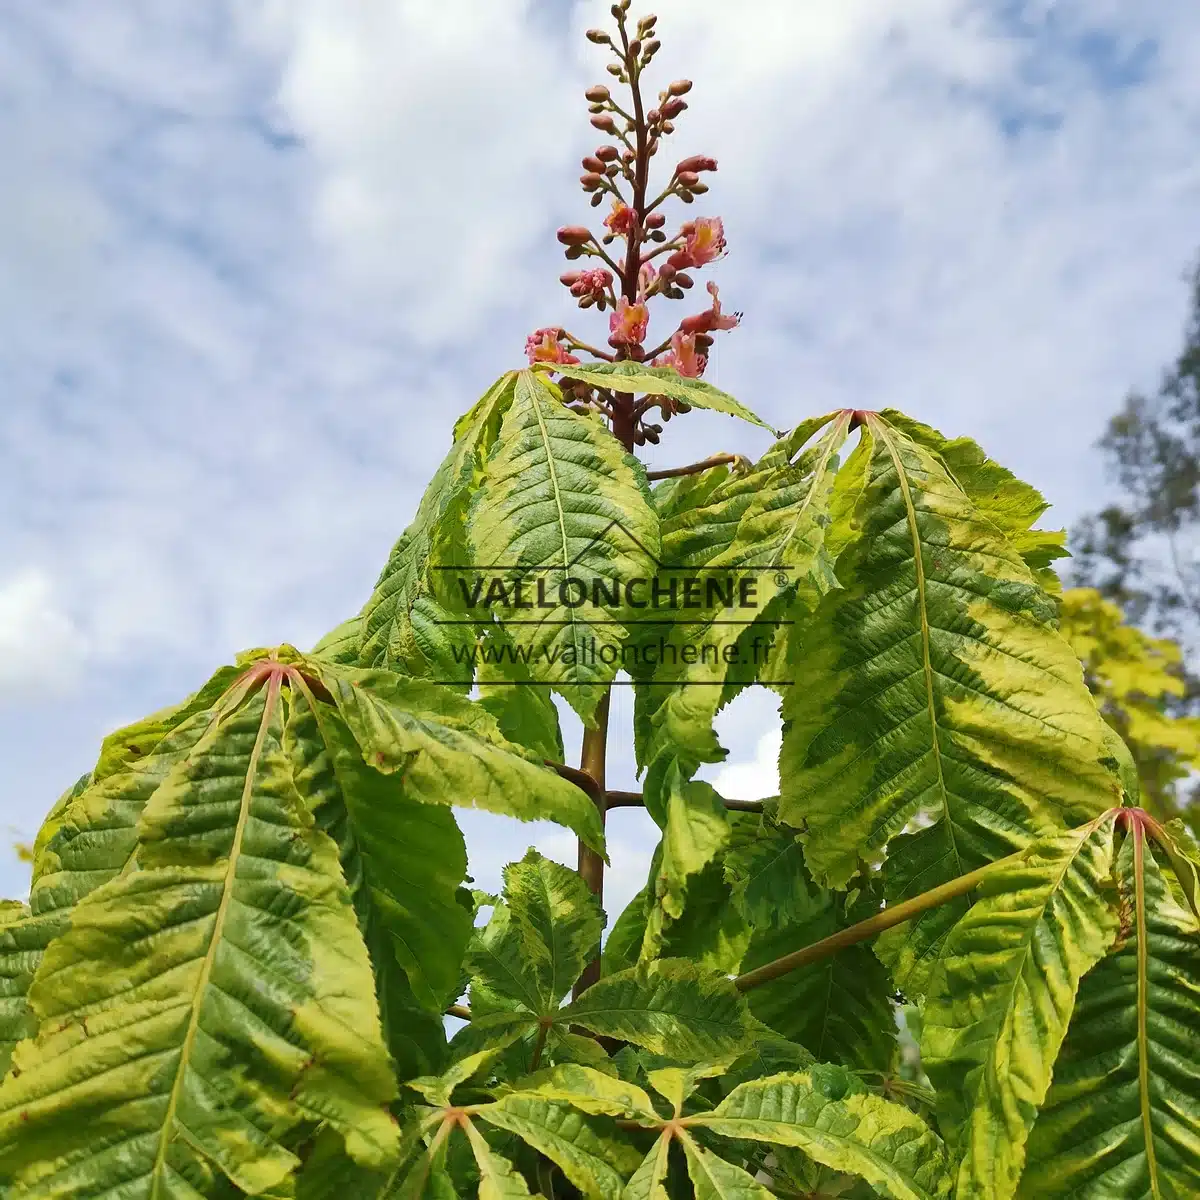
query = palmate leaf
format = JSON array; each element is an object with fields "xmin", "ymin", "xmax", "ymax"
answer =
[
  {"xmin": 679, "ymin": 1133, "xmax": 773, "ymax": 1200},
  {"xmin": 1018, "ymin": 826, "xmax": 1200, "ymax": 1199},
  {"xmin": 476, "ymin": 626, "xmax": 565, "ymax": 761},
  {"xmin": 779, "ymin": 413, "xmax": 1124, "ymax": 998},
  {"xmin": 920, "ymin": 816, "xmax": 1120, "ymax": 1200},
  {"xmin": 689, "ymin": 1068, "xmax": 952, "ymax": 1200},
  {"xmin": 465, "ymin": 370, "xmax": 660, "ymax": 722},
  {"xmin": 310, "ymin": 615, "xmax": 364, "ymax": 666},
  {"xmin": 360, "ymin": 372, "xmax": 518, "ymax": 682},
  {"xmin": 545, "ymin": 361, "xmax": 772, "ymax": 431},
  {"xmin": 0, "ymin": 678, "xmax": 400, "ymax": 1198}
]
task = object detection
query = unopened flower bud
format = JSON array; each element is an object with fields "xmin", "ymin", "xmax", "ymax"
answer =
[
  {"xmin": 580, "ymin": 172, "xmax": 605, "ymax": 190},
  {"xmin": 675, "ymin": 272, "xmax": 695, "ymax": 289},
  {"xmin": 560, "ymin": 271, "xmax": 583, "ymax": 286},
  {"xmin": 588, "ymin": 103, "xmax": 606, "ymax": 114},
  {"xmin": 693, "ymin": 335, "xmax": 712, "ymax": 352},
  {"xmin": 644, "ymin": 40, "xmax": 660, "ymax": 56},
  {"xmin": 585, "ymin": 84, "xmax": 611, "ymax": 102},
  {"xmin": 668, "ymin": 79, "xmax": 693, "ymax": 96},
  {"xmin": 610, "ymin": 3, "xmax": 624, "ymax": 16},
  {"xmin": 677, "ymin": 171, "xmax": 701, "ymax": 188},
  {"xmin": 644, "ymin": 425, "xmax": 661, "ymax": 444},
  {"xmin": 591, "ymin": 114, "xmax": 617, "ymax": 132},
  {"xmin": 606, "ymin": 63, "xmax": 624, "ymax": 77},
  {"xmin": 582, "ymin": 155, "xmax": 606, "ymax": 173},
  {"xmin": 565, "ymin": 244, "xmax": 585, "ymax": 258},
  {"xmin": 639, "ymin": 13, "xmax": 658, "ymax": 28},
  {"xmin": 690, "ymin": 181, "xmax": 709, "ymax": 194},
  {"xmin": 676, "ymin": 400, "xmax": 693, "ymax": 413},
  {"xmin": 586, "ymin": 29, "xmax": 609, "ymax": 43},
  {"xmin": 590, "ymin": 192, "xmax": 605, "ymax": 207},
  {"xmin": 649, "ymin": 229, "xmax": 667, "ymax": 242},
  {"xmin": 622, "ymin": 149, "xmax": 635, "ymax": 163},
  {"xmin": 629, "ymin": 40, "xmax": 641, "ymax": 56},
  {"xmin": 605, "ymin": 163, "xmax": 620, "ymax": 177},
  {"xmin": 658, "ymin": 263, "xmax": 677, "ymax": 281},
  {"xmin": 677, "ymin": 155, "xmax": 717, "ymax": 174},
  {"xmin": 662, "ymin": 97, "xmax": 687, "ymax": 119},
  {"xmin": 648, "ymin": 137, "xmax": 660, "ymax": 155},
  {"xmin": 660, "ymin": 123, "xmax": 673, "ymax": 135},
  {"xmin": 647, "ymin": 108, "xmax": 662, "ymax": 124},
  {"xmin": 679, "ymin": 190, "xmax": 695, "ymax": 204},
  {"xmin": 557, "ymin": 226, "xmax": 592, "ymax": 245},
  {"xmin": 596, "ymin": 145, "xmax": 619, "ymax": 162},
  {"xmin": 579, "ymin": 294, "xmax": 595, "ymax": 308},
  {"xmin": 645, "ymin": 212, "xmax": 666, "ymax": 229}
]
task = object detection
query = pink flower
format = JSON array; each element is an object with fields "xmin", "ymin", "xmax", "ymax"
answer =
[
  {"xmin": 637, "ymin": 261, "xmax": 657, "ymax": 300},
  {"xmin": 604, "ymin": 198, "xmax": 637, "ymax": 238},
  {"xmin": 608, "ymin": 297, "xmax": 649, "ymax": 347},
  {"xmin": 667, "ymin": 216, "xmax": 727, "ymax": 270},
  {"xmin": 679, "ymin": 282, "xmax": 741, "ymax": 335},
  {"xmin": 652, "ymin": 330, "xmax": 707, "ymax": 378},
  {"xmin": 525, "ymin": 327, "xmax": 581, "ymax": 365},
  {"xmin": 568, "ymin": 268, "xmax": 612, "ymax": 303}
]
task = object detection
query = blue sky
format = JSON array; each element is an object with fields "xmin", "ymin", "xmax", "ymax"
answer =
[{"xmin": 3, "ymin": 0, "xmax": 1200, "ymax": 918}]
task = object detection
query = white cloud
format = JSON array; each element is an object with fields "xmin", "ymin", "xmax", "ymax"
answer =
[
  {"xmin": 4, "ymin": 0, "xmax": 1200, "ymax": 903},
  {"xmin": 0, "ymin": 568, "xmax": 87, "ymax": 697}
]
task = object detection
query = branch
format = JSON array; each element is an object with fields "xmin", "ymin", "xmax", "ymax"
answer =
[
  {"xmin": 446, "ymin": 1003, "xmax": 472, "ymax": 1020},
  {"xmin": 646, "ymin": 453, "xmax": 746, "ymax": 481},
  {"xmin": 547, "ymin": 760, "xmax": 603, "ymax": 802},
  {"xmin": 573, "ymin": 691, "xmax": 611, "ymax": 998},
  {"xmin": 604, "ymin": 789, "xmax": 763, "ymax": 813},
  {"xmin": 733, "ymin": 845, "xmax": 1035, "ymax": 992}
]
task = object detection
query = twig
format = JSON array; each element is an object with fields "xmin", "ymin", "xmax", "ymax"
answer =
[
  {"xmin": 547, "ymin": 760, "xmax": 603, "ymax": 802},
  {"xmin": 733, "ymin": 845, "xmax": 1034, "ymax": 992},
  {"xmin": 446, "ymin": 1003, "xmax": 472, "ymax": 1021},
  {"xmin": 604, "ymin": 789, "xmax": 763, "ymax": 813},
  {"xmin": 573, "ymin": 692, "xmax": 611, "ymax": 998},
  {"xmin": 646, "ymin": 453, "xmax": 745, "ymax": 481}
]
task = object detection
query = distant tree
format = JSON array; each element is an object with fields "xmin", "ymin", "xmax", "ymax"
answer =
[{"xmin": 1071, "ymin": 255, "xmax": 1200, "ymax": 829}]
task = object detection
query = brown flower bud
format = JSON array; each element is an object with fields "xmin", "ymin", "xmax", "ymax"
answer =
[
  {"xmin": 586, "ymin": 29, "xmax": 609, "ymax": 43},
  {"xmin": 693, "ymin": 334, "xmax": 713, "ymax": 352},
  {"xmin": 579, "ymin": 294, "xmax": 595, "ymax": 308},
  {"xmin": 560, "ymin": 270, "xmax": 583, "ymax": 285},
  {"xmin": 645, "ymin": 211, "xmax": 666, "ymax": 229},
  {"xmin": 658, "ymin": 263, "xmax": 677, "ymax": 281},
  {"xmin": 605, "ymin": 163, "xmax": 620, "ymax": 177},
  {"xmin": 662, "ymin": 97, "xmax": 687, "ymax": 119},
  {"xmin": 677, "ymin": 155, "xmax": 717, "ymax": 174},
  {"xmin": 629, "ymin": 40, "xmax": 641, "ymax": 56},
  {"xmin": 647, "ymin": 137, "xmax": 660, "ymax": 155},
  {"xmin": 580, "ymin": 172, "xmax": 605, "ymax": 190},
  {"xmin": 557, "ymin": 226, "xmax": 592, "ymax": 246},
  {"xmin": 660, "ymin": 123, "xmax": 673, "ymax": 135},
  {"xmin": 621, "ymin": 148, "xmax": 635, "ymax": 163},
  {"xmin": 582, "ymin": 155, "xmax": 606, "ymax": 173},
  {"xmin": 610, "ymin": 3, "xmax": 624, "ymax": 17},
  {"xmin": 668, "ymin": 79, "xmax": 693, "ymax": 96},
  {"xmin": 679, "ymin": 190, "xmax": 695, "ymax": 204},
  {"xmin": 675, "ymin": 272, "xmax": 695, "ymax": 289},
  {"xmin": 565, "ymin": 244, "xmax": 585, "ymax": 258},
  {"xmin": 595, "ymin": 144, "xmax": 619, "ymax": 162},
  {"xmin": 606, "ymin": 64, "xmax": 624, "ymax": 77},
  {"xmin": 590, "ymin": 192, "xmax": 605, "ymax": 207},
  {"xmin": 647, "ymin": 108, "xmax": 662, "ymax": 124},
  {"xmin": 649, "ymin": 229, "xmax": 667, "ymax": 242},
  {"xmin": 644, "ymin": 425, "xmax": 661, "ymax": 444},
  {"xmin": 677, "ymin": 170, "xmax": 700, "ymax": 188},
  {"xmin": 639, "ymin": 14, "xmax": 658, "ymax": 28},
  {"xmin": 644, "ymin": 40, "xmax": 660, "ymax": 56},
  {"xmin": 585, "ymin": 84, "xmax": 611, "ymax": 102},
  {"xmin": 590, "ymin": 114, "xmax": 617, "ymax": 132},
  {"xmin": 676, "ymin": 401, "xmax": 693, "ymax": 413}
]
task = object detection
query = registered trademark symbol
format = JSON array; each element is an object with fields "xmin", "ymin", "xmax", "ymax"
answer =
[{"xmin": 774, "ymin": 571, "xmax": 789, "ymax": 588}]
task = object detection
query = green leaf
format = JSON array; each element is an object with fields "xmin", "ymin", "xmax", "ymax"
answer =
[
  {"xmin": 641, "ymin": 768, "xmax": 731, "ymax": 961},
  {"xmin": 641, "ymin": 414, "xmax": 849, "ymax": 777},
  {"xmin": 504, "ymin": 849, "xmax": 605, "ymax": 1008},
  {"xmin": 500, "ymin": 1063, "xmax": 659, "ymax": 1121},
  {"xmin": 361, "ymin": 372, "xmax": 518, "ymax": 681},
  {"xmin": 323, "ymin": 666, "xmax": 605, "ymax": 853},
  {"xmin": 729, "ymin": 831, "xmax": 895, "ymax": 1072},
  {"xmin": 621, "ymin": 1132, "xmax": 672, "ymax": 1200},
  {"xmin": 465, "ymin": 370, "xmax": 660, "ymax": 721},
  {"xmin": 0, "ymin": 903, "xmax": 46, "ymax": 1079},
  {"xmin": 878, "ymin": 411, "xmax": 1068, "ymax": 590},
  {"xmin": 920, "ymin": 817, "xmax": 1119, "ymax": 1199},
  {"xmin": 477, "ymin": 630, "xmax": 565, "ymax": 761},
  {"xmin": 311, "ymin": 615, "xmax": 365, "ymax": 665},
  {"xmin": 0, "ymin": 680, "xmax": 400, "ymax": 1197},
  {"xmin": 1018, "ymin": 825, "xmax": 1200, "ymax": 1199},
  {"xmin": 690, "ymin": 1069, "xmax": 952, "ymax": 1200},
  {"xmin": 288, "ymin": 684, "xmax": 471, "ymax": 1015},
  {"xmin": 461, "ymin": 1119, "xmax": 533, "ymax": 1200},
  {"xmin": 476, "ymin": 1093, "xmax": 641, "ymax": 1200},
  {"xmin": 565, "ymin": 960, "xmax": 752, "ymax": 1061},
  {"xmin": 779, "ymin": 414, "xmax": 1123, "ymax": 996},
  {"xmin": 679, "ymin": 1132, "xmax": 774, "ymax": 1200},
  {"xmin": 545, "ymin": 361, "xmax": 771, "ymax": 431}
]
